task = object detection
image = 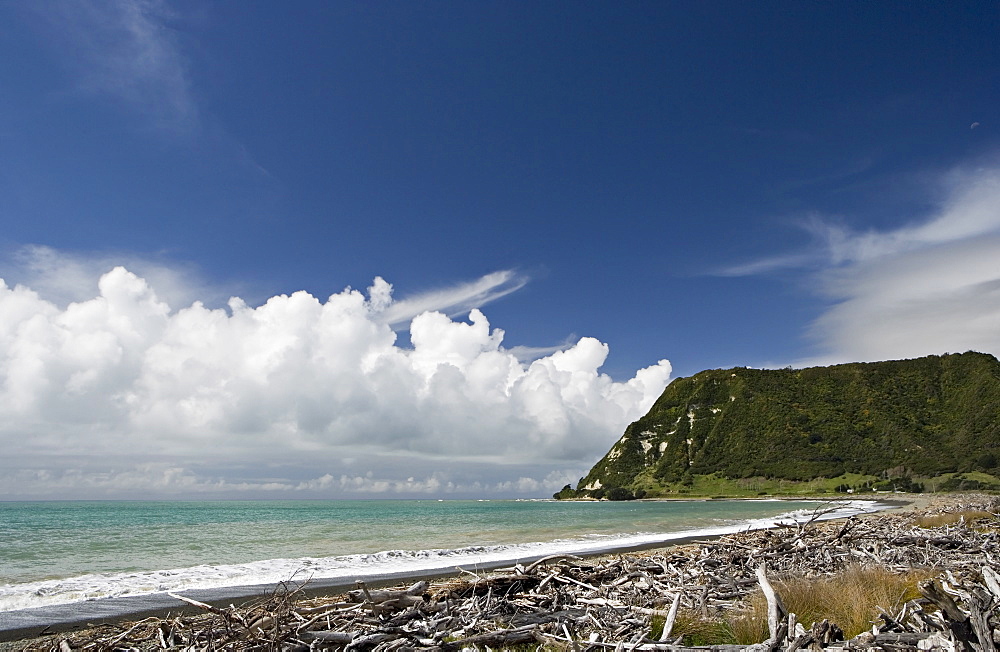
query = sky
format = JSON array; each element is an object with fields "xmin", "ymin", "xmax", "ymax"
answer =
[{"xmin": 0, "ymin": 1, "xmax": 999, "ymax": 499}]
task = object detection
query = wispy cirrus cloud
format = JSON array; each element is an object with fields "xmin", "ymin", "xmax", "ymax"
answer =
[
  {"xmin": 813, "ymin": 168, "xmax": 1000, "ymax": 268},
  {"xmin": 726, "ymin": 163, "xmax": 1000, "ymax": 365},
  {"xmin": 374, "ymin": 269, "xmax": 529, "ymax": 328},
  {"xmin": 32, "ymin": 0, "xmax": 196, "ymax": 131},
  {"xmin": 809, "ymin": 234, "xmax": 1000, "ymax": 364},
  {"xmin": 714, "ymin": 249, "xmax": 819, "ymax": 277}
]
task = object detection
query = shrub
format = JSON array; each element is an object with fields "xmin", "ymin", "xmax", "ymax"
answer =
[
  {"xmin": 606, "ymin": 487, "xmax": 636, "ymax": 501},
  {"xmin": 552, "ymin": 484, "xmax": 577, "ymax": 500},
  {"xmin": 873, "ymin": 476, "xmax": 923, "ymax": 493}
]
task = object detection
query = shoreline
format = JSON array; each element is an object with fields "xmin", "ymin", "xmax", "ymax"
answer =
[
  {"xmin": 8, "ymin": 492, "xmax": 987, "ymax": 651},
  {"xmin": 0, "ymin": 496, "xmax": 897, "ymax": 643}
]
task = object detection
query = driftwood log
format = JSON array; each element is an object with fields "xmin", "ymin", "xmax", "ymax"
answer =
[{"xmin": 17, "ymin": 493, "xmax": 1000, "ymax": 652}]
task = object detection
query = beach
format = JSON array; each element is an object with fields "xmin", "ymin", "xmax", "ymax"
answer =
[
  {"xmin": 0, "ymin": 497, "xmax": 897, "ymax": 645},
  {"xmin": 0, "ymin": 498, "xmax": 882, "ymax": 612},
  {"xmin": 6, "ymin": 493, "xmax": 998, "ymax": 650},
  {"xmin": 7, "ymin": 492, "xmax": 987, "ymax": 651},
  {"xmin": 6, "ymin": 494, "xmax": 974, "ymax": 650}
]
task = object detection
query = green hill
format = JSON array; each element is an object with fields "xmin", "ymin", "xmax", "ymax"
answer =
[{"xmin": 558, "ymin": 352, "xmax": 1000, "ymax": 499}]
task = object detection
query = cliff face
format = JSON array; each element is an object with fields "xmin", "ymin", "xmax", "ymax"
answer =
[{"xmin": 570, "ymin": 352, "xmax": 1000, "ymax": 497}]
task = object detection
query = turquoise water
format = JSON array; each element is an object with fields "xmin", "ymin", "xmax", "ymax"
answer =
[{"xmin": 0, "ymin": 498, "xmax": 882, "ymax": 611}]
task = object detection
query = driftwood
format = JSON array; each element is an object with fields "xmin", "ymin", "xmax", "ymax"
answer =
[{"xmin": 17, "ymin": 493, "xmax": 1000, "ymax": 652}]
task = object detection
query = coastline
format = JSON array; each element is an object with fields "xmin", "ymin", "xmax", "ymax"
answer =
[
  {"xmin": 7, "ymin": 492, "xmax": 994, "ymax": 651},
  {"xmin": 0, "ymin": 497, "xmax": 835, "ymax": 611},
  {"xmin": 0, "ymin": 496, "xmax": 896, "ymax": 644}
]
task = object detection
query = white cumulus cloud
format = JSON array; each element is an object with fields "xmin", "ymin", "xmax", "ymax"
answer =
[{"xmin": 0, "ymin": 263, "xmax": 671, "ymax": 498}]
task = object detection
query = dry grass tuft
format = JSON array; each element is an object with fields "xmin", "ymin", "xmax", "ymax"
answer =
[
  {"xmin": 648, "ymin": 566, "xmax": 937, "ymax": 646},
  {"xmin": 650, "ymin": 611, "xmax": 738, "ymax": 646},
  {"xmin": 727, "ymin": 607, "xmax": 771, "ymax": 645},
  {"xmin": 914, "ymin": 509, "xmax": 995, "ymax": 528},
  {"xmin": 728, "ymin": 565, "xmax": 935, "ymax": 642}
]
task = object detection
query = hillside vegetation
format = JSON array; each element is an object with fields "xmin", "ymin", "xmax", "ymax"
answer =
[{"xmin": 558, "ymin": 352, "xmax": 1000, "ymax": 499}]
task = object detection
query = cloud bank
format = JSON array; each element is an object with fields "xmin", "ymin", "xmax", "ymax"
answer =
[{"xmin": 0, "ymin": 263, "xmax": 671, "ymax": 498}]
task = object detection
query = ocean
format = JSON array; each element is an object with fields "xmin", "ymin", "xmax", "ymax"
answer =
[{"xmin": 0, "ymin": 498, "xmax": 887, "ymax": 612}]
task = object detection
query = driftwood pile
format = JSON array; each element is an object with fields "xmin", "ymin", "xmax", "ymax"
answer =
[{"xmin": 21, "ymin": 494, "xmax": 1000, "ymax": 652}]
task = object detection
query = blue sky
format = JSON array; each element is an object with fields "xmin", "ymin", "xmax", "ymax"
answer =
[{"xmin": 1, "ymin": 1, "xmax": 998, "ymax": 498}]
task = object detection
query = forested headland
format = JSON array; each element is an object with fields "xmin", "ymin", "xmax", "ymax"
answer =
[{"xmin": 558, "ymin": 352, "xmax": 1000, "ymax": 499}]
